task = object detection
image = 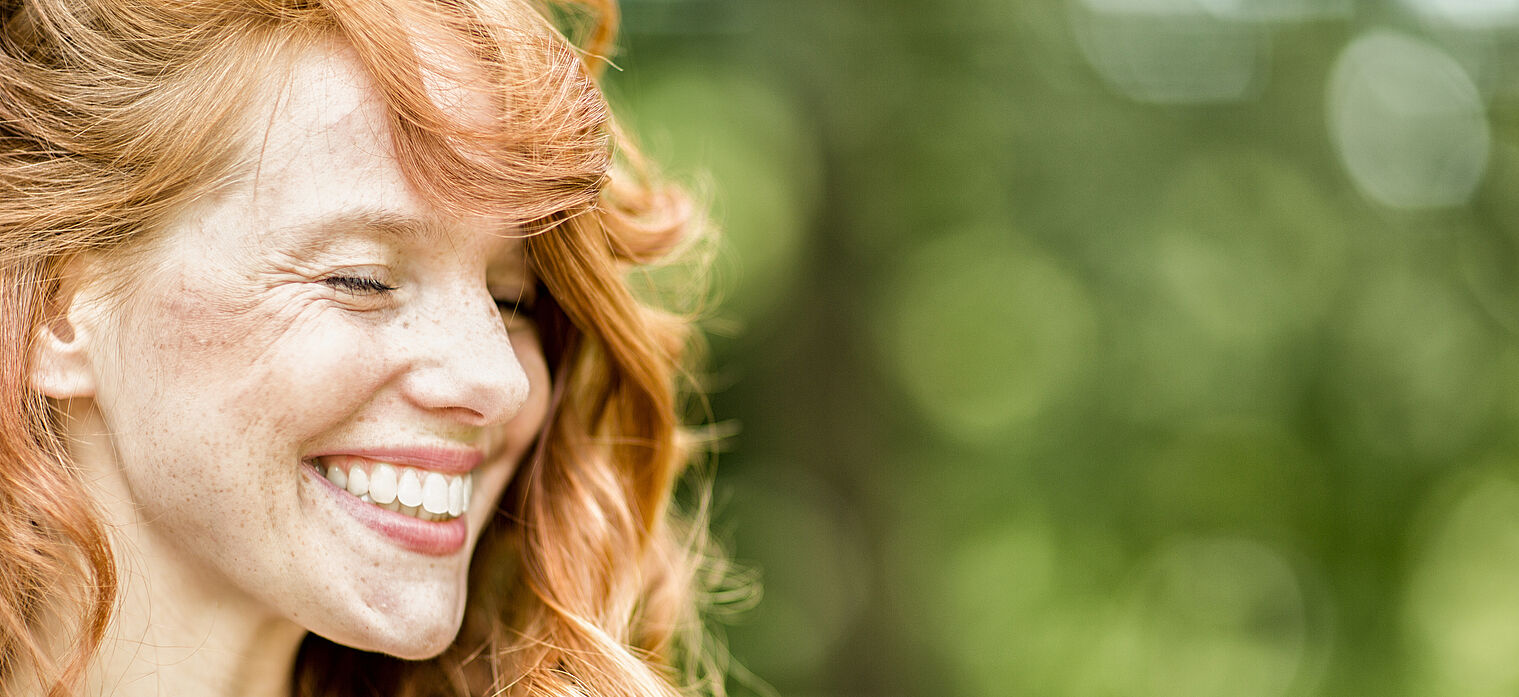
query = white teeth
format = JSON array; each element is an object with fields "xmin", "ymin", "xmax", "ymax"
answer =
[
  {"xmin": 346, "ymin": 467, "xmax": 369, "ymax": 497},
  {"xmin": 448, "ymin": 476, "xmax": 464, "ymax": 517},
  {"xmin": 317, "ymin": 457, "xmax": 473, "ymax": 521},
  {"xmin": 422, "ymin": 473, "xmax": 449, "ymax": 515},
  {"xmin": 369, "ymin": 463, "xmax": 398, "ymax": 504},
  {"xmin": 326, "ymin": 465, "xmax": 347, "ymax": 489},
  {"xmin": 397, "ymin": 468, "xmax": 423, "ymax": 508}
]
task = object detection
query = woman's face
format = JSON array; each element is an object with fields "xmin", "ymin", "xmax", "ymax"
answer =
[{"xmin": 62, "ymin": 45, "xmax": 549, "ymax": 657}]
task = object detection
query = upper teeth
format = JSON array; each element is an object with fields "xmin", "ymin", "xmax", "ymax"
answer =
[{"xmin": 314, "ymin": 456, "xmax": 472, "ymax": 521}]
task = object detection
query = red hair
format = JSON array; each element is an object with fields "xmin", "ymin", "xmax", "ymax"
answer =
[{"xmin": 0, "ymin": 1, "xmax": 723, "ymax": 695}]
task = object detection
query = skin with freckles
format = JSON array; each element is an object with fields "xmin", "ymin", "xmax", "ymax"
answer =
[{"xmin": 47, "ymin": 43, "xmax": 549, "ymax": 696}]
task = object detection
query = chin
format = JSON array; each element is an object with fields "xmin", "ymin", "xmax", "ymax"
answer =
[
  {"xmin": 292, "ymin": 555, "xmax": 474, "ymax": 661},
  {"xmin": 316, "ymin": 605, "xmax": 467, "ymax": 660},
  {"xmin": 370, "ymin": 625, "xmax": 461, "ymax": 661}
]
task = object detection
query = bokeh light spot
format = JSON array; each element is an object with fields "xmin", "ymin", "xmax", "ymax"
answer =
[
  {"xmin": 875, "ymin": 227, "xmax": 1098, "ymax": 442},
  {"xmin": 1328, "ymin": 31, "xmax": 1490, "ymax": 209},
  {"xmin": 1104, "ymin": 151, "xmax": 1349, "ymax": 422},
  {"xmin": 1406, "ymin": 471, "xmax": 1519, "ymax": 696},
  {"xmin": 1196, "ymin": 0, "xmax": 1352, "ymax": 21},
  {"xmin": 1072, "ymin": 0, "xmax": 1268, "ymax": 103},
  {"xmin": 1149, "ymin": 152, "xmax": 1347, "ymax": 343},
  {"xmin": 934, "ymin": 515, "xmax": 1104, "ymax": 696},
  {"xmin": 1325, "ymin": 265, "xmax": 1500, "ymax": 462},
  {"xmin": 1400, "ymin": 0, "xmax": 1519, "ymax": 28},
  {"xmin": 1093, "ymin": 537, "xmax": 1312, "ymax": 697}
]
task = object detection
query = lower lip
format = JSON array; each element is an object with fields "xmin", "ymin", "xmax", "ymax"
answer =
[{"xmin": 303, "ymin": 464, "xmax": 468, "ymax": 556}]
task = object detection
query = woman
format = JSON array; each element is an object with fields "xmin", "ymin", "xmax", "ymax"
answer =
[{"xmin": 0, "ymin": 1, "xmax": 719, "ymax": 696}]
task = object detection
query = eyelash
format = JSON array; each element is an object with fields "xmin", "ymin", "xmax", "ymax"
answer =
[
  {"xmin": 321, "ymin": 274, "xmax": 397, "ymax": 295},
  {"xmin": 323, "ymin": 274, "xmax": 535, "ymax": 314},
  {"xmin": 494, "ymin": 294, "xmax": 533, "ymax": 315}
]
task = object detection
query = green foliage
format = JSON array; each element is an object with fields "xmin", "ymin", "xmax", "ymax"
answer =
[{"xmin": 612, "ymin": 1, "xmax": 1519, "ymax": 695}]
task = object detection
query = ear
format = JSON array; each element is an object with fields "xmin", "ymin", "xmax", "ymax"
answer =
[{"xmin": 28, "ymin": 266, "xmax": 99, "ymax": 399}]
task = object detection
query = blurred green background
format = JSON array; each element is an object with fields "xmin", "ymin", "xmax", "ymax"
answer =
[{"xmin": 607, "ymin": 2, "xmax": 1519, "ymax": 696}]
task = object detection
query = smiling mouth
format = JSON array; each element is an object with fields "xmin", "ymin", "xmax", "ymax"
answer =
[{"xmin": 310, "ymin": 455, "xmax": 472, "ymax": 522}]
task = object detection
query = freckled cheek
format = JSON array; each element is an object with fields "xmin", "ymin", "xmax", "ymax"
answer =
[
  {"xmin": 135, "ymin": 287, "xmax": 300, "ymax": 394},
  {"xmin": 146, "ymin": 280, "xmax": 275, "ymax": 365},
  {"xmin": 142, "ymin": 282, "xmax": 388, "ymax": 418},
  {"xmin": 245, "ymin": 327, "xmax": 393, "ymax": 418}
]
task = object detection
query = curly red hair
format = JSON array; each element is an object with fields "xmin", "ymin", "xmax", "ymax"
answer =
[{"xmin": 0, "ymin": 2, "xmax": 722, "ymax": 695}]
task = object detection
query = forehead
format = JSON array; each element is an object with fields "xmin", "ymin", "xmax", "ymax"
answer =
[
  {"xmin": 254, "ymin": 44, "xmax": 414, "ymax": 218},
  {"xmin": 263, "ymin": 35, "xmax": 494, "ymax": 161},
  {"xmin": 227, "ymin": 40, "xmax": 515, "ymax": 248}
]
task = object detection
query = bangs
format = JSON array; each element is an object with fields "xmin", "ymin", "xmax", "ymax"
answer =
[{"xmin": 328, "ymin": 0, "xmax": 612, "ymax": 225}]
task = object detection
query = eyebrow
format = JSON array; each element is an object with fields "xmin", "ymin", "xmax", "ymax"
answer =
[
  {"xmin": 268, "ymin": 206, "xmax": 531, "ymax": 268},
  {"xmin": 262, "ymin": 207, "xmax": 444, "ymax": 260},
  {"xmin": 293, "ymin": 208, "xmax": 439, "ymax": 244}
]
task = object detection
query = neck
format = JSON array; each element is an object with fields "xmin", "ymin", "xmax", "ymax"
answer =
[
  {"xmin": 81, "ymin": 522, "xmax": 308, "ymax": 697},
  {"xmin": 16, "ymin": 520, "xmax": 308, "ymax": 697}
]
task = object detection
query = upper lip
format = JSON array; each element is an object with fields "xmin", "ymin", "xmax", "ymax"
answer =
[{"xmin": 305, "ymin": 445, "xmax": 484, "ymax": 474}]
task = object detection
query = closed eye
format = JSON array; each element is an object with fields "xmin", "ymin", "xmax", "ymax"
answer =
[
  {"xmin": 494, "ymin": 295, "xmax": 535, "ymax": 319},
  {"xmin": 321, "ymin": 275, "xmax": 397, "ymax": 295},
  {"xmin": 492, "ymin": 282, "xmax": 537, "ymax": 320},
  {"xmin": 492, "ymin": 285, "xmax": 540, "ymax": 326}
]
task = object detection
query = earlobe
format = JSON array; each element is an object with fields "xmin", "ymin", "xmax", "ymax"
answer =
[{"xmin": 28, "ymin": 277, "xmax": 98, "ymax": 400}]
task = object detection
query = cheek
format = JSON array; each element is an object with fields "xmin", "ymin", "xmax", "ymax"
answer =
[
  {"xmin": 152, "ymin": 275, "xmax": 265, "ymax": 357},
  {"xmin": 94, "ymin": 274, "xmax": 384, "ymax": 516},
  {"xmin": 118, "ymin": 275, "xmax": 381, "ymax": 425}
]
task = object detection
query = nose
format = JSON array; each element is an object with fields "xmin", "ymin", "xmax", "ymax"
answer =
[{"xmin": 398, "ymin": 288, "xmax": 530, "ymax": 427}]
